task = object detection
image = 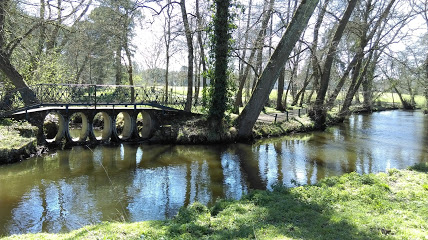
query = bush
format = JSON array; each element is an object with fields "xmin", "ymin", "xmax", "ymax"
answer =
[{"xmin": 408, "ymin": 162, "xmax": 428, "ymax": 173}]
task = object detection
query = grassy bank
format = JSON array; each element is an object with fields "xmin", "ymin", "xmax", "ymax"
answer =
[
  {"xmin": 4, "ymin": 163, "xmax": 427, "ymax": 240},
  {"xmin": 0, "ymin": 120, "xmax": 38, "ymax": 164}
]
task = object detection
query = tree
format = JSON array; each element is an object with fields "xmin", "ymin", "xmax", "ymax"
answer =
[
  {"xmin": 208, "ymin": 0, "xmax": 231, "ymax": 122},
  {"xmin": 236, "ymin": 0, "xmax": 319, "ymax": 139},
  {"xmin": 233, "ymin": 0, "xmax": 275, "ymax": 113},
  {"xmin": 339, "ymin": 0, "xmax": 397, "ymax": 116},
  {"xmin": 415, "ymin": 0, "xmax": 428, "ymax": 109},
  {"xmin": 0, "ymin": 0, "xmax": 38, "ymax": 106},
  {"xmin": 195, "ymin": 0, "xmax": 208, "ymax": 106},
  {"xmin": 310, "ymin": 0, "xmax": 358, "ymax": 129},
  {"xmin": 180, "ymin": 0, "xmax": 194, "ymax": 112}
]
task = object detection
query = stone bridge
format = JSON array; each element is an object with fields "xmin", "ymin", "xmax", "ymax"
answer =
[{"xmin": 0, "ymin": 84, "xmax": 197, "ymax": 145}]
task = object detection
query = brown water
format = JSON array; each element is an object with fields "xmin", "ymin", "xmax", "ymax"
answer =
[{"xmin": 0, "ymin": 110, "xmax": 427, "ymax": 236}]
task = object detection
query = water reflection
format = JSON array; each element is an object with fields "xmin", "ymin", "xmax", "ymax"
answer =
[{"xmin": 0, "ymin": 110, "xmax": 427, "ymax": 236}]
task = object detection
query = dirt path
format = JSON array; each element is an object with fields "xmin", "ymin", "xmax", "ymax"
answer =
[{"xmin": 257, "ymin": 109, "xmax": 308, "ymax": 123}]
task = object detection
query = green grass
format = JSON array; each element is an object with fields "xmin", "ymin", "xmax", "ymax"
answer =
[
  {"xmin": 165, "ymin": 87, "xmax": 428, "ymax": 110},
  {"xmin": 4, "ymin": 166, "xmax": 427, "ymax": 240},
  {"xmin": 0, "ymin": 120, "xmax": 37, "ymax": 150}
]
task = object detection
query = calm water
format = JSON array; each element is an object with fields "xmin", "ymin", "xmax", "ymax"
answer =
[{"xmin": 0, "ymin": 110, "xmax": 427, "ymax": 236}]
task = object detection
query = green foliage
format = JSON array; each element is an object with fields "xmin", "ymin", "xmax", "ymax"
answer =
[
  {"xmin": 408, "ymin": 162, "xmax": 428, "ymax": 172},
  {"xmin": 24, "ymin": 51, "xmax": 75, "ymax": 84},
  {"xmin": 210, "ymin": 199, "xmax": 234, "ymax": 216}
]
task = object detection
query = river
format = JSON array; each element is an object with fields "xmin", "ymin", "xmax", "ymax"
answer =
[{"xmin": 0, "ymin": 110, "xmax": 427, "ymax": 236}]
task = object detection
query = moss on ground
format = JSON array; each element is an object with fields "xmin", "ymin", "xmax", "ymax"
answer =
[
  {"xmin": 3, "ymin": 166, "xmax": 427, "ymax": 240},
  {"xmin": 0, "ymin": 119, "xmax": 38, "ymax": 164}
]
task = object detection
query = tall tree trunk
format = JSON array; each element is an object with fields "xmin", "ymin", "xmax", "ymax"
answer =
[
  {"xmin": 289, "ymin": 41, "xmax": 303, "ymax": 102},
  {"xmin": 310, "ymin": 0, "xmax": 358, "ymax": 129},
  {"xmin": 233, "ymin": 47, "xmax": 256, "ymax": 113},
  {"xmin": 252, "ymin": 47, "xmax": 263, "ymax": 92},
  {"xmin": 124, "ymin": 42, "xmax": 134, "ymax": 103},
  {"xmin": 362, "ymin": 51, "xmax": 380, "ymax": 111},
  {"xmin": 310, "ymin": 0, "xmax": 330, "ymax": 105},
  {"xmin": 236, "ymin": 0, "xmax": 319, "ymax": 139},
  {"xmin": 37, "ymin": 0, "xmax": 46, "ymax": 56},
  {"xmin": 276, "ymin": 67, "xmax": 285, "ymax": 111},
  {"xmin": 0, "ymin": 0, "xmax": 5, "ymax": 48},
  {"xmin": 75, "ymin": 55, "xmax": 89, "ymax": 84},
  {"xmin": 425, "ymin": 54, "xmax": 428, "ymax": 109},
  {"xmin": 238, "ymin": 0, "xmax": 252, "ymax": 83},
  {"xmin": 180, "ymin": 0, "xmax": 193, "ymax": 112},
  {"xmin": 208, "ymin": 0, "xmax": 230, "ymax": 122},
  {"xmin": 165, "ymin": 47, "xmax": 170, "ymax": 102},
  {"xmin": 164, "ymin": 0, "xmax": 172, "ymax": 103},
  {"xmin": 293, "ymin": 61, "xmax": 312, "ymax": 106},
  {"xmin": 46, "ymin": 0, "xmax": 62, "ymax": 51},
  {"xmin": 283, "ymin": 72, "xmax": 294, "ymax": 108},
  {"xmin": 115, "ymin": 46, "xmax": 122, "ymax": 85},
  {"xmin": 194, "ymin": 53, "xmax": 200, "ymax": 106},
  {"xmin": 196, "ymin": 0, "xmax": 207, "ymax": 106}
]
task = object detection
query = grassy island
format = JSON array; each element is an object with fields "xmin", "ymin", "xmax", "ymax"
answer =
[
  {"xmin": 3, "ymin": 163, "xmax": 427, "ymax": 240},
  {"xmin": 0, "ymin": 120, "xmax": 38, "ymax": 164}
]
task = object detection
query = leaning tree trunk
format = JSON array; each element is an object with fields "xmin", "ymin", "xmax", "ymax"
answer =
[
  {"xmin": 180, "ymin": 0, "xmax": 194, "ymax": 112},
  {"xmin": 195, "ymin": 0, "xmax": 208, "ymax": 106},
  {"xmin": 236, "ymin": 0, "xmax": 319, "ymax": 139},
  {"xmin": 393, "ymin": 86, "xmax": 414, "ymax": 110},
  {"xmin": 293, "ymin": 62, "xmax": 312, "ymax": 106},
  {"xmin": 0, "ymin": 51, "xmax": 38, "ymax": 106},
  {"xmin": 0, "ymin": 1, "xmax": 37, "ymax": 106}
]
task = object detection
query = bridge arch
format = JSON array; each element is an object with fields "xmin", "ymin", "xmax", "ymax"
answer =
[
  {"xmin": 66, "ymin": 112, "xmax": 89, "ymax": 143},
  {"xmin": 92, "ymin": 112, "xmax": 113, "ymax": 141},
  {"xmin": 43, "ymin": 112, "xmax": 66, "ymax": 144},
  {"xmin": 137, "ymin": 111, "xmax": 156, "ymax": 139},
  {"xmin": 113, "ymin": 112, "xmax": 134, "ymax": 141}
]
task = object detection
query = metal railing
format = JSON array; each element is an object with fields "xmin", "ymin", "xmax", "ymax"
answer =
[{"xmin": 0, "ymin": 84, "xmax": 188, "ymax": 117}]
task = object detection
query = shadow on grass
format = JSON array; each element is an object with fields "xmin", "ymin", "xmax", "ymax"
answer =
[
  {"xmin": 158, "ymin": 185, "xmax": 387, "ymax": 240},
  {"xmin": 408, "ymin": 162, "xmax": 428, "ymax": 173}
]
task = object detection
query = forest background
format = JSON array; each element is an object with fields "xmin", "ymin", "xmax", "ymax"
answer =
[{"xmin": 1, "ymin": 0, "xmax": 428, "ymax": 137}]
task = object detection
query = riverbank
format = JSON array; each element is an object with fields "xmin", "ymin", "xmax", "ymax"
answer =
[
  {"xmin": 0, "ymin": 120, "xmax": 39, "ymax": 164},
  {"xmin": 150, "ymin": 103, "xmax": 406, "ymax": 144},
  {"xmin": 3, "ymin": 163, "xmax": 427, "ymax": 239},
  {"xmin": 149, "ymin": 112, "xmax": 341, "ymax": 144}
]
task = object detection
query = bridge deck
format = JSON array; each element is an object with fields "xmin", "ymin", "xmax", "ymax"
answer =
[{"xmin": 11, "ymin": 105, "xmax": 165, "ymax": 116}]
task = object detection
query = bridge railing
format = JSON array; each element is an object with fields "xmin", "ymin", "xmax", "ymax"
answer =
[{"xmin": 0, "ymin": 84, "xmax": 188, "ymax": 116}]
